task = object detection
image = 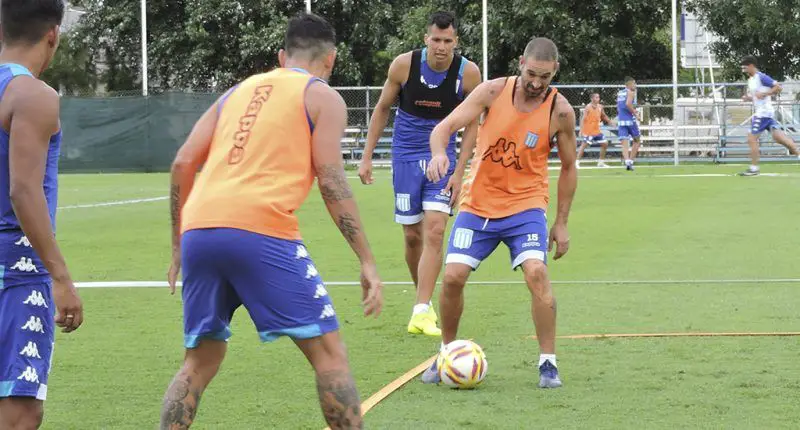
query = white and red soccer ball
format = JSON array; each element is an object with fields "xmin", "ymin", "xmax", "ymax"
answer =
[{"xmin": 437, "ymin": 340, "xmax": 488, "ymax": 389}]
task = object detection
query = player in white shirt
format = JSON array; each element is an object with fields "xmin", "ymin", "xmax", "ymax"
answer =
[{"xmin": 738, "ymin": 56, "xmax": 799, "ymax": 176}]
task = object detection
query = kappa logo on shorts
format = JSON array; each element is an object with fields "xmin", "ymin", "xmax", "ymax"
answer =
[
  {"xmin": 14, "ymin": 236, "xmax": 32, "ymax": 248},
  {"xmin": 314, "ymin": 284, "xmax": 328, "ymax": 299},
  {"xmin": 19, "ymin": 341, "xmax": 41, "ymax": 359},
  {"xmin": 396, "ymin": 193, "xmax": 411, "ymax": 212},
  {"xmin": 295, "ymin": 245, "xmax": 309, "ymax": 259},
  {"xmin": 11, "ymin": 257, "xmax": 38, "ymax": 273},
  {"xmin": 319, "ymin": 304, "xmax": 336, "ymax": 319},
  {"xmin": 21, "ymin": 316, "xmax": 44, "ymax": 333},
  {"xmin": 23, "ymin": 290, "xmax": 48, "ymax": 308},
  {"xmin": 16, "ymin": 366, "xmax": 39, "ymax": 383},
  {"xmin": 452, "ymin": 228, "xmax": 474, "ymax": 250},
  {"xmin": 305, "ymin": 264, "xmax": 319, "ymax": 279}
]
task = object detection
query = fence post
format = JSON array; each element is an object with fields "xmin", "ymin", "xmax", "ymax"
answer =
[{"xmin": 365, "ymin": 87, "xmax": 371, "ymax": 128}]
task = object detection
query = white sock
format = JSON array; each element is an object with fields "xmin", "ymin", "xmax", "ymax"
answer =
[
  {"xmin": 413, "ymin": 303, "xmax": 430, "ymax": 315},
  {"xmin": 750, "ymin": 165, "xmax": 760, "ymax": 172},
  {"xmin": 625, "ymin": 159, "xmax": 632, "ymax": 166},
  {"xmin": 539, "ymin": 354, "xmax": 557, "ymax": 367}
]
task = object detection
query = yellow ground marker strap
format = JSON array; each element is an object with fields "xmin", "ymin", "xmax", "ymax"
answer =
[
  {"xmin": 531, "ymin": 331, "xmax": 800, "ymax": 340},
  {"xmin": 322, "ymin": 353, "xmax": 437, "ymax": 430}
]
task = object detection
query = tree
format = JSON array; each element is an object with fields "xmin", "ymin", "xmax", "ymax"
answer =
[{"xmin": 686, "ymin": 0, "xmax": 800, "ymax": 80}]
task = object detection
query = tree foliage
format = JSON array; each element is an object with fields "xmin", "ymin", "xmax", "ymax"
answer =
[
  {"xmin": 47, "ymin": 0, "xmax": 681, "ymax": 93},
  {"xmin": 686, "ymin": 0, "xmax": 800, "ymax": 81}
]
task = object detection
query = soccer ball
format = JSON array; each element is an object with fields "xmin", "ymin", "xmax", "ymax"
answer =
[{"xmin": 438, "ymin": 340, "xmax": 488, "ymax": 389}]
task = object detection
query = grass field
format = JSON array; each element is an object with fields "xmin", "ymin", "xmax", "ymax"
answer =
[{"xmin": 41, "ymin": 163, "xmax": 800, "ymax": 429}]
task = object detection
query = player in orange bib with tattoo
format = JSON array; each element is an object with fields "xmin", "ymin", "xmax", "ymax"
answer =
[{"xmin": 422, "ymin": 37, "xmax": 578, "ymax": 388}]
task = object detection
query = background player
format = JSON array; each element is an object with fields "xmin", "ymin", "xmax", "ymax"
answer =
[
  {"xmin": 576, "ymin": 92, "xmax": 613, "ymax": 168},
  {"xmin": 423, "ymin": 37, "xmax": 577, "ymax": 389},
  {"xmin": 161, "ymin": 13, "xmax": 383, "ymax": 429},
  {"xmin": 0, "ymin": 1, "xmax": 85, "ymax": 428},
  {"xmin": 358, "ymin": 11, "xmax": 481, "ymax": 337},
  {"xmin": 617, "ymin": 76, "xmax": 642, "ymax": 171},
  {"xmin": 738, "ymin": 55, "xmax": 800, "ymax": 176}
]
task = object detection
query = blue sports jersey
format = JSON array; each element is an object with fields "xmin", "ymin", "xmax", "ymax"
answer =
[
  {"xmin": 616, "ymin": 88, "xmax": 637, "ymax": 124},
  {"xmin": 0, "ymin": 64, "xmax": 62, "ymax": 287},
  {"xmin": 392, "ymin": 48, "xmax": 466, "ymax": 162}
]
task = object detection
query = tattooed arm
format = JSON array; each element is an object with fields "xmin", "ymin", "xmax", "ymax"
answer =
[
  {"xmin": 307, "ymin": 81, "xmax": 383, "ymax": 316},
  {"xmin": 167, "ymin": 100, "xmax": 218, "ymax": 293},
  {"xmin": 549, "ymin": 94, "xmax": 578, "ymax": 260}
]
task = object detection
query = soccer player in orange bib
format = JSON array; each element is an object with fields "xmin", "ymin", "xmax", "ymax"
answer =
[
  {"xmin": 422, "ymin": 37, "xmax": 578, "ymax": 388},
  {"xmin": 575, "ymin": 92, "xmax": 613, "ymax": 168},
  {"xmin": 160, "ymin": 13, "xmax": 383, "ymax": 429}
]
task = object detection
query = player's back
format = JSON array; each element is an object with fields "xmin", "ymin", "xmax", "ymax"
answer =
[
  {"xmin": 0, "ymin": 63, "xmax": 61, "ymax": 284},
  {"xmin": 616, "ymin": 88, "xmax": 636, "ymax": 122},
  {"xmin": 461, "ymin": 77, "xmax": 556, "ymax": 219},
  {"xmin": 181, "ymin": 68, "xmax": 320, "ymax": 241}
]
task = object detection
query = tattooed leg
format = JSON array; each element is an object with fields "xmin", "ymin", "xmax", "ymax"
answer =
[
  {"xmin": 160, "ymin": 341, "xmax": 225, "ymax": 429},
  {"xmin": 295, "ymin": 332, "xmax": 363, "ymax": 429}
]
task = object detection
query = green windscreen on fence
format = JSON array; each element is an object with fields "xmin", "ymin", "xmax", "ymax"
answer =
[{"xmin": 59, "ymin": 92, "xmax": 219, "ymax": 173}]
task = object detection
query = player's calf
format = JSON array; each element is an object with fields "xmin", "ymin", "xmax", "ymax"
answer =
[
  {"xmin": 160, "ymin": 340, "xmax": 226, "ymax": 429},
  {"xmin": 521, "ymin": 260, "xmax": 561, "ymax": 388},
  {"xmin": 0, "ymin": 398, "xmax": 43, "ymax": 430}
]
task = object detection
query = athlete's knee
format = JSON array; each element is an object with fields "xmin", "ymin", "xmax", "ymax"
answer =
[
  {"xmin": 423, "ymin": 215, "xmax": 447, "ymax": 247},
  {"xmin": 442, "ymin": 265, "xmax": 470, "ymax": 292},
  {"xmin": 183, "ymin": 339, "xmax": 226, "ymax": 382},
  {"xmin": 522, "ymin": 261, "xmax": 552, "ymax": 299},
  {"xmin": 0, "ymin": 399, "xmax": 44, "ymax": 429},
  {"xmin": 299, "ymin": 331, "xmax": 351, "ymax": 374},
  {"xmin": 403, "ymin": 224, "xmax": 423, "ymax": 250}
]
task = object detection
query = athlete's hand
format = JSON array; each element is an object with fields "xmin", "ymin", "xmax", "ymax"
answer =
[
  {"xmin": 548, "ymin": 222, "xmax": 570, "ymax": 260},
  {"xmin": 444, "ymin": 174, "xmax": 463, "ymax": 206},
  {"xmin": 167, "ymin": 251, "xmax": 181, "ymax": 295},
  {"xmin": 427, "ymin": 153, "xmax": 450, "ymax": 183},
  {"xmin": 358, "ymin": 159, "xmax": 373, "ymax": 185},
  {"xmin": 53, "ymin": 279, "xmax": 84, "ymax": 333},
  {"xmin": 360, "ymin": 263, "xmax": 383, "ymax": 317}
]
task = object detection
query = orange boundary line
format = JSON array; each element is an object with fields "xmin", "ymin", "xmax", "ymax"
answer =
[
  {"xmin": 322, "ymin": 353, "xmax": 437, "ymax": 430},
  {"xmin": 531, "ymin": 331, "xmax": 800, "ymax": 340}
]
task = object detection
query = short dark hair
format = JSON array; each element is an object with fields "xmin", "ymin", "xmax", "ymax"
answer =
[
  {"xmin": 428, "ymin": 11, "xmax": 457, "ymax": 32},
  {"xmin": 523, "ymin": 37, "xmax": 559, "ymax": 62},
  {"xmin": 1, "ymin": 0, "xmax": 65, "ymax": 45},
  {"xmin": 284, "ymin": 12, "xmax": 336, "ymax": 59},
  {"xmin": 624, "ymin": 76, "xmax": 635, "ymax": 84},
  {"xmin": 741, "ymin": 55, "xmax": 758, "ymax": 67}
]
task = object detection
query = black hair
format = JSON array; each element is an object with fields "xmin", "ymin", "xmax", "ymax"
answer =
[
  {"xmin": 428, "ymin": 10, "xmax": 457, "ymax": 32},
  {"xmin": 740, "ymin": 55, "xmax": 758, "ymax": 67},
  {"xmin": 284, "ymin": 12, "xmax": 336, "ymax": 59},
  {"xmin": 1, "ymin": 0, "xmax": 65, "ymax": 45}
]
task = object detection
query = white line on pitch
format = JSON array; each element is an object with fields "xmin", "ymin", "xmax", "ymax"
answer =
[
  {"xmin": 58, "ymin": 196, "xmax": 168, "ymax": 210},
  {"xmin": 74, "ymin": 278, "xmax": 800, "ymax": 288}
]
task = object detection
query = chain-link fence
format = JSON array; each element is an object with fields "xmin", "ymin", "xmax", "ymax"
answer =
[{"xmin": 57, "ymin": 82, "xmax": 800, "ymax": 172}]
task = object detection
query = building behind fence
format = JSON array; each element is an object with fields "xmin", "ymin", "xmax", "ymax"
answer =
[{"xmin": 59, "ymin": 82, "xmax": 800, "ymax": 172}]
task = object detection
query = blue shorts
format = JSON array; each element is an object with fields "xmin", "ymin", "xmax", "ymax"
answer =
[
  {"xmin": 750, "ymin": 117, "xmax": 780, "ymax": 135},
  {"xmin": 618, "ymin": 122, "xmax": 641, "ymax": 140},
  {"xmin": 445, "ymin": 209, "xmax": 548, "ymax": 271},
  {"xmin": 392, "ymin": 159, "xmax": 455, "ymax": 225},
  {"xmin": 582, "ymin": 134, "xmax": 607, "ymax": 145},
  {"xmin": 181, "ymin": 228, "xmax": 339, "ymax": 348},
  {"xmin": 0, "ymin": 283, "xmax": 55, "ymax": 401}
]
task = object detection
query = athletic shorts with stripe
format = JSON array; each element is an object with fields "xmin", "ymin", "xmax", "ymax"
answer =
[
  {"xmin": 392, "ymin": 158, "xmax": 455, "ymax": 225},
  {"xmin": 445, "ymin": 208, "xmax": 549, "ymax": 271},
  {"xmin": 180, "ymin": 227, "xmax": 339, "ymax": 348}
]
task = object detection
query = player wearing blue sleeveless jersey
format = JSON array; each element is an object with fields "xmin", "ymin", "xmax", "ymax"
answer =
[
  {"xmin": 616, "ymin": 76, "xmax": 642, "ymax": 171},
  {"xmin": 738, "ymin": 56, "xmax": 800, "ymax": 176},
  {"xmin": 0, "ymin": 1, "xmax": 84, "ymax": 428},
  {"xmin": 359, "ymin": 11, "xmax": 481, "ymax": 336}
]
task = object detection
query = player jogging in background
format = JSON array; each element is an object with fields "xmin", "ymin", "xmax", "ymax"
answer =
[
  {"xmin": 358, "ymin": 11, "xmax": 481, "ymax": 337},
  {"xmin": 576, "ymin": 92, "xmax": 613, "ymax": 168},
  {"xmin": 161, "ymin": 13, "xmax": 383, "ymax": 430},
  {"xmin": 617, "ymin": 76, "xmax": 642, "ymax": 171},
  {"xmin": 0, "ymin": 1, "xmax": 85, "ymax": 428},
  {"xmin": 738, "ymin": 55, "xmax": 800, "ymax": 177},
  {"xmin": 422, "ymin": 37, "xmax": 578, "ymax": 389}
]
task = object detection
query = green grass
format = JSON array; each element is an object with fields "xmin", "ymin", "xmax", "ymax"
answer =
[{"xmin": 39, "ymin": 164, "xmax": 800, "ymax": 429}]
